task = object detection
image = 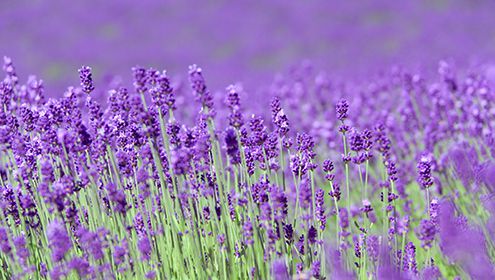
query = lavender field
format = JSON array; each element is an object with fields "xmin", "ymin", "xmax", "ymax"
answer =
[{"xmin": 1, "ymin": 1, "xmax": 495, "ymax": 279}]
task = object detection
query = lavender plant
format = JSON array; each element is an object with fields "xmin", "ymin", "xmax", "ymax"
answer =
[{"xmin": 1, "ymin": 57, "xmax": 495, "ymax": 279}]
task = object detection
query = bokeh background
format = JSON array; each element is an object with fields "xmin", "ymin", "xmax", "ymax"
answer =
[{"xmin": 1, "ymin": 0, "xmax": 495, "ymax": 95}]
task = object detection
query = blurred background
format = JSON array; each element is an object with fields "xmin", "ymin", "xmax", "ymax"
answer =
[{"xmin": 1, "ymin": 0, "xmax": 495, "ymax": 95}]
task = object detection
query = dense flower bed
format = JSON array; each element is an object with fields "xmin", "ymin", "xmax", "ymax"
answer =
[{"xmin": 0, "ymin": 57, "xmax": 494, "ymax": 279}]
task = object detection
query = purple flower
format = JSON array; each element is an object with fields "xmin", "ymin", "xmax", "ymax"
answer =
[
  {"xmin": 217, "ymin": 234, "xmax": 225, "ymax": 246},
  {"xmin": 349, "ymin": 129, "xmax": 364, "ymax": 152},
  {"xmin": 418, "ymin": 219, "xmax": 436, "ymax": 248},
  {"xmin": 445, "ymin": 144, "xmax": 478, "ymax": 187},
  {"xmin": 2, "ymin": 186, "xmax": 20, "ymax": 225},
  {"xmin": 421, "ymin": 266, "xmax": 441, "ymax": 280},
  {"xmin": 189, "ymin": 64, "xmax": 213, "ymax": 110},
  {"xmin": 296, "ymin": 133, "xmax": 316, "ymax": 161},
  {"xmin": 225, "ymin": 84, "xmax": 244, "ymax": 128},
  {"xmin": 166, "ymin": 122, "xmax": 181, "ymax": 148},
  {"xmin": 40, "ymin": 159, "xmax": 55, "ymax": 183},
  {"xmin": 150, "ymin": 70, "xmax": 174, "ymax": 111},
  {"xmin": 386, "ymin": 160, "xmax": 398, "ymax": 182},
  {"xmin": 322, "ymin": 159, "xmax": 334, "ymax": 172},
  {"xmin": 145, "ymin": 271, "xmax": 156, "ymax": 279},
  {"xmin": 7, "ymin": 45, "xmax": 495, "ymax": 280},
  {"xmin": 138, "ymin": 235, "xmax": 152, "ymax": 261},
  {"xmin": 308, "ymin": 226, "xmax": 317, "ymax": 244},
  {"xmin": 271, "ymin": 259, "xmax": 290, "ymax": 280},
  {"xmin": 361, "ymin": 199, "xmax": 373, "ymax": 214},
  {"xmin": 299, "ymin": 179, "xmax": 312, "ymax": 210},
  {"xmin": 315, "ymin": 188, "xmax": 326, "ymax": 230},
  {"xmin": 47, "ymin": 219, "xmax": 72, "ymax": 262},
  {"xmin": 171, "ymin": 147, "xmax": 192, "ymax": 175},
  {"xmin": 397, "ymin": 215, "xmax": 410, "ymax": 235},
  {"xmin": 366, "ymin": 235, "xmax": 379, "ymax": 261},
  {"xmin": 417, "ymin": 154, "xmax": 434, "ymax": 189},
  {"xmin": 50, "ymin": 265, "xmax": 67, "ymax": 280},
  {"xmin": 329, "ymin": 182, "xmax": 341, "ymax": 201},
  {"xmin": 78, "ymin": 66, "xmax": 95, "ymax": 94},
  {"xmin": 3, "ymin": 56, "xmax": 18, "ymax": 87},
  {"xmin": 353, "ymin": 235, "xmax": 361, "ymax": 258},
  {"xmin": 105, "ymin": 183, "xmax": 129, "ymax": 215},
  {"xmin": 227, "ymin": 192, "xmax": 237, "ymax": 221},
  {"xmin": 260, "ymin": 201, "xmax": 272, "ymax": 223},
  {"xmin": 283, "ymin": 224, "xmax": 294, "ymax": 244},
  {"xmin": 403, "ymin": 242, "xmax": 418, "ymax": 274},
  {"xmin": 249, "ymin": 115, "xmax": 268, "ymax": 146},
  {"xmin": 269, "ymin": 187, "xmax": 287, "ymax": 222},
  {"xmin": 202, "ymin": 206, "xmax": 211, "ymax": 222},
  {"xmin": 296, "ymin": 235, "xmax": 305, "ymax": 255},
  {"xmin": 224, "ymin": 127, "xmax": 241, "ymax": 165},
  {"xmin": 113, "ymin": 239, "xmax": 129, "ymax": 266},
  {"xmin": 13, "ymin": 234, "xmax": 29, "ymax": 265},
  {"xmin": 296, "ymin": 263, "xmax": 304, "ymax": 275},
  {"xmin": 19, "ymin": 105, "xmax": 37, "ymax": 132},
  {"xmin": 225, "ymin": 84, "xmax": 241, "ymax": 108},
  {"xmin": 311, "ymin": 260, "xmax": 321, "ymax": 279},
  {"xmin": 0, "ymin": 227, "xmax": 11, "ymax": 255},
  {"xmin": 326, "ymin": 247, "xmax": 354, "ymax": 279},
  {"xmin": 68, "ymin": 257, "xmax": 93, "ymax": 278},
  {"xmin": 429, "ymin": 198, "xmax": 439, "ymax": 226},
  {"xmin": 76, "ymin": 226, "xmax": 108, "ymax": 260},
  {"xmin": 374, "ymin": 123, "xmax": 392, "ymax": 160},
  {"xmin": 271, "ymin": 96, "xmax": 290, "ymax": 137},
  {"xmin": 282, "ymin": 137, "xmax": 293, "ymax": 149},
  {"xmin": 40, "ymin": 263, "xmax": 48, "ymax": 277},
  {"xmin": 336, "ymin": 99, "xmax": 349, "ymax": 121},
  {"xmin": 439, "ymin": 200, "xmax": 495, "ymax": 279},
  {"xmin": 339, "ymin": 208, "xmax": 349, "ymax": 229},
  {"xmin": 362, "ymin": 128, "xmax": 373, "ymax": 151},
  {"xmin": 243, "ymin": 217, "xmax": 254, "ymax": 245},
  {"xmin": 323, "ymin": 159, "xmax": 336, "ymax": 181},
  {"xmin": 377, "ymin": 246, "xmax": 405, "ymax": 280},
  {"xmin": 132, "ymin": 66, "xmax": 148, "ymax": 94}
]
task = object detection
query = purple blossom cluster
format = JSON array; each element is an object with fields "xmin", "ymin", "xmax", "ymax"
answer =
[{"xmin": 0, "ymin": 56, "xmax": 495, "ymax": 279}]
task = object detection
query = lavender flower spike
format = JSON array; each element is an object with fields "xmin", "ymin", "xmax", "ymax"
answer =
[
  {"xmin": 417, "ymin": 154, "xmax": 434, "ymax": 189},
  {"xmin": 47, "ymin": 219, "xmax": 72, "ymax": 262},
  {"xmin": 78, "ymin": 66, "xmax": 95, "ymax": 94}
]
